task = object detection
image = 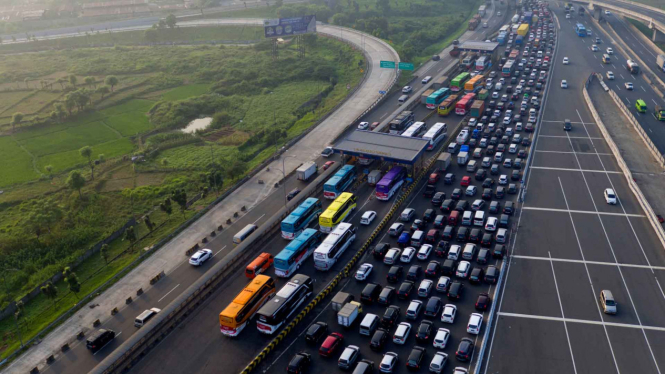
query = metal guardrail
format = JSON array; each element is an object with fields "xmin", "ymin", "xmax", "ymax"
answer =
[{"xmin": 473, "ymin": 255, "xmax": 506, "ymax": 374}]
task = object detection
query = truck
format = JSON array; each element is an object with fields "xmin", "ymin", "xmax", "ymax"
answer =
[
  {"xmin": 433, "ymin": 76, "xmax": 448, "ymax": 90},
  {"xmin": 657, "ymin": 54, "xmax": 665, "ymax": 73},
  {"xmin": 509, "ymin": 49, "xmax": 519, "ymax": 60},
  {"xmin": 517, "ymin": 23, "xmax": 529, "ymax": 37},
  {"xmin": 421, "ymin": 89, "xmax": 435, "ymax": 104},
  {"xmin": 626, "ymin": 59, "xmax": 640, "ymax": 75},
  {"xmin": 450, "ymin": 46, "xmax": 461, "ymax": 57},
  {"xmin": 332, "ymin": 291, "xmax": 354, "ymax": 312},
  {"xmin": 579, "ymin": 6, "xmax": 585, "ymax": 16},
  {"xmin": 497, "ymin": 32, "xmax": 507, "ymax": 45},
  {"xmin": 478, "ymin": 5, "xmax": 487, "ymax": 17},
  {"xmin": 337, "ymin": 302, "xmax": 359, "ymax": 327},
  {"xmin": 436, "ymin": 153, "xmax": 452, "ymax": 171},
  {"xmin": 367, "ymin": 170, "xmax": 383, "ymax": 185},
  {"xmin": 457, "ymin": 151, "xmax": 469, "ymax": 165},
  {"xmin": 477, "ymin": 89, "xmax": 489, "ymax": 100},
  {"xmin": 470, "ymin": 100, "xmax": 485, "ymax": 118},
  {"xmin": 523, "ymin": 12, "xmax": 533, "ymax": 25},
  {"xmin": 511, "ymin": 14, "xmax": 520, "ymax": 23},
  {"xmin": 296, "ymin": 161, "xmax": 318, "ymax": 181},
  {"xmin": 655, "ymin": 105, "xmax": 665, "ymax": 121},
  {"xmin": 469, "ymin": 15, "xmax": 482, "ymax": 30},
  {"xmin": 515, "ymin": 35, "xmax": 524, "ymax": 45}
]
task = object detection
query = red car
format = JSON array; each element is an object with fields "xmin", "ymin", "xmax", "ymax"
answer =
[
  {"xmin": 461, "ymin": 176, "xmax": 471, "ymax": 187},
  {"xmin": 322, "ymin": 161, "xmax": 335, "ymax": 171},
  {"xmin": 319, "ymin": 332, "xmax": 343, "ymax": 357},
  {"xmin": 370, "ymin": 122, "xmax": 380, "ymax": 130},
  {"xmin": 428, "ymin": 172, "xmax": 440, "ymax": 184}
]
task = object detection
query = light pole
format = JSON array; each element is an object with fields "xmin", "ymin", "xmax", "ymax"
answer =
[{"xmin": 281, "ymin": 155, "xmax": 298, "ymax": 207}]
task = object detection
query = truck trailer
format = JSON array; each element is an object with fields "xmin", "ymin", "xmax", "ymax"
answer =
[{"xmin": 296, "ymin": 161, "xmax": 318, "ymax": 181}]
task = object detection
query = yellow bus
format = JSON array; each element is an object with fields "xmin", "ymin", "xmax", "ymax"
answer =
[
  {"xmin": 438, "ymin": 94, "xmax": 459, "ymax": 116},
  {"xmin": 219, "ymin": 275, "xmax": 276, "ymax": 336},
  {"xmin": 319, "ymin": 192, "xmax": 357, "ymax": 233}
]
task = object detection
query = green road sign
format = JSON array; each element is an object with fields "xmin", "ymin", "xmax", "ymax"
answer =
[
  {"xmin": 380, "ymin": 61, "xmax": 396, "ymax": 69},
  {"xmin": 398, "ymin": 62, "xmax": 414, "ymax": 70}
]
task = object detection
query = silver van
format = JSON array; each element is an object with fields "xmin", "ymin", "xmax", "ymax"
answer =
[
  {"xmin": 448, "ymin": 142, "xmax": 459, "ymax": 154},
  {"xmin": 359, "ymin": 313, "xmax": 380, "ymax": 335},
  {"xmin": 389, "ymin": 222, "xmax": 404, "ymax": 237},
  {"xmin": 462, "ymin": 211, "xmax": 473, "ymax": 226},
  {"xmin": 135, "ymin": 308, "xmax": 161, "ymax": 328},
  {"xmin": 399, "ymin": 94, "xmax": 409, "ymax": 103},
  {"xmin": 466, "ymin": 160, "xmax": 478, "ymax": 172},
  {"xmin": 338, "ymin": 345, "xmax": 360, "ymax": 369},
  {"xmin": 411, "ymin": 230, "xmax": 425, "ymax": 247},
  {"xmin": 482, "ymin": 157, "xmax": 491, "ymax": 168},
  {"xmin": 474, "ymin": 211, "xmax": 485, "ymax": 226},
  {"xmin": 600, "ymin": 290, "xmax": 617, "ymax": 314},
  {"xmin": 462, "ymin": 243, "xmax": 477, "ymax": 260}
]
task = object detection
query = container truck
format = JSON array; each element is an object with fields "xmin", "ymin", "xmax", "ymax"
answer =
[
  {"xmin": 332, "ymin": 291, "xmax": 354, "ymax": 312},
  {"xmin": 478, "ymin": 89, "xmax": 489, "ymax": 100},
  {"xmin": 657, "ymin": 54, "xmax": 665, "ymax": 73},
  {"xmin": 469, "ymin": 15, "xmax": 481, "ymax": 30},
  {"xmin": 515, "ymin": 35, "xmax": 524, "ymax": 45},
  {"xmin": 523, "ymin": 12, "xmax": 533, "ymax": 25},
  {"xmin": 367, "ymin": 170, "xmax": 383, "ymax": 185},
  {"xmin": 626, "ymin": 59, "xmax": 640, "ymax": 75},
  {"xmin": 296, "ymin": 161, "xmax": 318, "ymax": 181},
  {"xmin": 433, "ymin": 76, "xmax": 448, "ymax": 89},
  {"xmin": 421, "ymin": 89, "xmax": 435, "ymax": 104},
  {"xmin": 470, "ymin": 100, "xmax": 485, "ymax": 118},
  {"xmin": 337, "ymin": 302, "xmax": 359, "ymax": 327},
  {"xmin": 457, "ymin": 151, "xmax": 469, "ymax": 165},
  {"xmin": 436, "ymin": 153, "xmax": 452, "ymax": 171},
  {"xmin": 517, "ymin": 24, "xmax": 529, "ymax": 36}
]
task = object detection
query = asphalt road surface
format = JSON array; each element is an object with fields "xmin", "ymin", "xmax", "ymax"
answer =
[{"xmin": 483, "ymin": 4, "xmax": 665, "ymax": 374}]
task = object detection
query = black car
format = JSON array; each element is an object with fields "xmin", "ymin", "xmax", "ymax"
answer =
[
  {"xmin": 432, "ymin": 192, "xmax": 446, "ymax": 206},
  {"xmin": 511, "ymin": 170, "xmax": 521, "ymax": 181},
  {"xmin": 475, "ymin": 169, "xmax": 487, "ymax": 181},
  {"xmin": 444, "ymin": 173, "xmax": 456, "ymax": 184},
  {"xmin": 485, "ymin": 265, "xmax": 500, "ymax": 284},
  {"xmin": 469, "ymin": 138, "xmax": 477, "ymax": 148},
  {"xmin": 486, "ymin": 145, "xmax": 496, "ymax": 155},
  {"xmin": 482, "ymin": 188, "xmax": 492, "ymax": 201},
  {"xmin": 361, "ymin": 283, "xmax": 382, "ymax": 304},
  {"xmin": 482, "ymin": 178, "xmax": 495, "ymax": 188},
  {"xmin": 448, "ymin": 281, "xmax": 464, "ymax": 299},
  {"xmin": 440, "ymin": 199, "xmax": 454, "ymax": 214},
  {"xmin": 378, "ymin": 286, "xmax": 395, "ymax": 305},
  {"xmin": 370, "ymin": 329, "xmax": 389, "ymax": 351},
  {"xmin": 469, "ymin": 267, "xmax": 484, "ymax": 284},
  {"xmin": 455, "ymin": 200, "xmax": 468, "ymax": 212},
  {"xmin": 286, "ymin": 188, "xmax": 301, "ymax": 201},
  {"xmin": 489, "ymin": 201, "xmax": 500, "ymax": 214},
  {"xmin": 499, "ymin": 214, "xmax": 510, "ymax": 228},
  {"xmin": 86, "ymin": 329, "xmax": 116, "ymax": 353},
  {"xmin": 423, "ymin": 184, "xmax": 436, "ymax": 198},
  {"xmin": 477, "ymin": 248, "xmax": 490, "ymax": 264},
  {"xmin": 442, "ymin": 259, "xmax": 455, "ymax": 276},
  {"xmin": 456, "ymin": 338, "xmax": 475, "ymax": 362},
  {"xmin": 451, "ymin": 189, "xmax": 462, "ymax": 200},
  {"xmin": 480, "ymin": 233, "xmax": 492, "ymax": 247},
  {"xmin": 397, "ymin": 281, "xmax": 414, "ymax": 299},
  {"xmin": 287, "ymin": 352, "xmax": 312, "ymax": 374},
  {"xmin": 434, "ymin": 215, "xmax": 446, "ymax": 229},
  {"xmin": 503, "ymin": 201, "xmax": 514, "ymax": 215},
  {"xmin": 492, "ymin": 244, "xmax": 506, "ymax": 259},
  {"xmin": 381, "ymin": 306, "xmax": 400, "ymax": 328},
  {"xmin": 407, "ymin": 265, "xmax": 422, "ymax": 281},
  {"xmin": 372, "ymin": 243, "xmax": 390, "ymax": 260},
  {"xmin": 436, "ymin": 240, "xmax": 450, "ymax": 257},
  {"xmin": 522, "ymin": 137, "xmax": 531, "ymax": 146},
  {"xmin": 406, "ymin": 346, "xmax": 426, "ymax": 370},
  {"xmin": 425, "ymin": 261, "xmax": 440, "ymax": 277},
  {"xmin": 423, "ymin": 209, "xmax": 435, "ymax": 223},
  {"xmin": 415, "ymin": 320, "xmax": 433, "ymax": 342},
  {"xmin": 442, "ymin": 225, "xmax": 454, "ymax": 241},
  {"xmin": 305, "ymin": 322, "xmax": 328, "ymax": 344},
  {"xmin": 424, "ymin": 297, "xmax": 442, "ymax": 317},
  {"xmin": 456, "ymin": 227, "xmax": 469, "ymax": 242},
  {"xmin": 508, "ymin": 183, "xmax": 518, "ymax": 194},
  {"xmin": 411, "ymin": 219, "xmax": 425, "ymax": 232},
  {"xmin": 495, "ymin": 186, "xmax": 505, "ymax": 199},
  {"xmin": 387, "ymin": 265, "xmax": 403, "ymax": 283},
  {"xmin": 354, "ymin": 360, "xmax": 374, "ymax": 374},
  {"xmin": 475, "ymin": 292, "xmax": 491, "ymax": 311},
  {"xmin": 490, "ymin": 164, "xmax": 500, "ymax": 175},
  {"xmin": 469, "ymin": 228, "xmax": 481, "ymax": 243}
]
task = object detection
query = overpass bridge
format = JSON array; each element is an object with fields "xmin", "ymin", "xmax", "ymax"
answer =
[{"xmin": 572, "ymin": 0, "xmax": 665, "ymax": 42}]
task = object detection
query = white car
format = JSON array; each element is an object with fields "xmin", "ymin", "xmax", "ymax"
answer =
[
  {"xmin": 625, "ymin": 82, "xmax": 634, "ymax": 90},
  {"xmin": 402, "ymin": 86, "xmax": 413, "ymax": 93},
  {"xmin": 358, "ymin": 121, "xmax": 369, "ymax": 130},
  {"xmin": 471, "ymin": 199, "xmax": 485, "ymax": 211},
  {"xmin": 400, "ymin": 208, "xmax": 416, "ymax": 221},
  {"xmin": 436, "ymin": 276, "xmax": 451, "ymax": 292},
  {"xmin": 495, "ymin": 83, "xmax": 503, "ymax": 91},
  {"xmin": 189, "ymin": 248, "xmax": 213, "ymax": 266},
  {"xmin": 604, "ymin": 188, "xmax": 617, "ymax": 204},
  {"xmin": 456, "ymin": 260, "xmax": 471, "ymax": 278},
  {"xmin": 469, "ymin": 118, "xmax": 478, "ymax": 127},
  {"xmin": 441, "ymin": 304, "xmax": 457, "ymax": 323},
  {"xmin": 497, "ymin": 11, "xmax": 501, "ymax": 15},
  {"xmin": 606, "ymin": 47, "xmax": 613, "ymax": 55},
  {"xmin": 422, "ymin": 76, "xmax": 433, "ymax": 84},
  {"xmin": 466, "ymin": 186, "xmax": 477, "ymax": 196},
  {"xmin": 447, "ymin": 245, "xmax": 461, "ymax": 261},
  {"xmin": 400, "ymin": 247, "xmax": 417, "ymax": 263},
  {"xmin": 499, "ymin": 175, "xmax": 508, "ymax": 185},
  {"xmin": 592, "ymin": 45, "xmax": 599, "ymax": 52},
  {"xmin": 361, "ymin": 211, "xmax": 377, "ymax": 225},
  {"xmin": 430, "ymin": 352, "xmax": 448, "ymax": 374},
  {"xmin": 485, "ymin": 217, "xmax": 498, "ymax": 232},
  {"xmin": 453, "ymin": 368, "xmax": 469, "ymax": 374},
  {"xmin": 566, "ymin": 13, "xmax": 571, "ymax": 19},
  {"xmin": 433, "ymin": 328, "xmax": 450, "ymax": 349},
  {"xmin": 417, "ymin": 244, "xmax": 433, "ymax": 260},
  {"xmin": 467, "ymin": 313, "xmax": 483, "ymax": 335},
  {"xmin": 563, "ymin": 57, "xmax": 569, "ymax": 65},
  {"xmin": 393, "ymin": 322, "xmax": 412, "ymax": 344},
  {"xmin": 384, "ymin": 248, "xmax": 401, "ymax": 265},
  {"xmin": 355, "ymin": 263, "xmax": 373, "ymax": 280},
  {"xmin": 605, "ymin": 10, "xmax": 611, "ymax": 15},
  {"xmin": 606, "ymin": 71, "xmax": 615, "ymax": 80},
  {"xmin": 380, "ymin": 352, "xmax": 398, "ymax": 373},
  {"xmin": 491, "ymin": 91, "xmax": 500, "ymax": 99},
  {"xmin": 561, "ymin": 80, "xmax": 568, "ymax": 89}
]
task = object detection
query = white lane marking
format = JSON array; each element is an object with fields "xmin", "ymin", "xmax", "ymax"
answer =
[
  {"xmin": 536, "ymin": 150, "xmax": 610, "ymax": 155},
  {"xmin": 620, "ymin": 74, "xmax": 625, "ymax": 80},
  {"xmin": 612, "ymin": 64, "xmax": 617, "ymax": 69},
  {"xmin": 158, "ymin": 284, "xmax": 180, "ymax": 303},
  {"xmin": 538, "ymin": 135, "xmax": 603, "ymax": 139},
  {"xmin": 252, "ymin": 213, "xmax": 266, "ymax": 225},
  {"xmin": 656, "ymin": 278, "xmax": 665, "ymax": 303},
  {"xmin": 522, "ymin": 206, "xmax": 645, "ymax": 217},
  {"xmin": 213, "ymin": 245, "xmax": 228, "ymax": 257},
  {"xmin": 616, "ymin": 85, "xmax": 621, "ymax": 90},
  {"xmin": 641, "ymin": 86, "xmax": 647, "ymax": 92},
  {"xmin": 557, "ymin": 177, "xmax": 622, "ymax": 373},
  {"xmin": 594, "ymin": 54, "xmax": 598, "ymax": 59},
  {"xmin": 649, "ymin": 128, "xmax": 654, "ymax": 133},
  {"xmin": 548, "ymin": 251, "xmax": 579, "ymax": 374},
  {"xmin": 625, "ymin": 97, "xmax": 631, "ymax": 105},
  {"xmin": 512, "ymin": 254, "xmax": 665, "ymax": 270},
  {"xmin": 379, "ymin": 112, "xmax": 388, "ymax": 120},
  {"xmin": 498, "ymin": 312, "xmax": 665, "ymax": 332},
  {"xmin": 530, "ymin": 166, "xmax": 621, "ymax": 174},
  {"xmin": 653, "ymin": 99, "xmax": 659, "ymax": 106}
]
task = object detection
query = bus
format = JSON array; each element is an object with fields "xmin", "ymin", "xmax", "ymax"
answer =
[
  {"xmin": 233, "ymin": 224, "xmax": 258, "ymax": 245},
  {"xmin": 455, "ymin": 93, "xmax": 476, "ymax": 115},
  {"xmin": 319, "ymin": 192, "xmax": 357, "ymax": 233},
  {"xmin": 401, "ymin": 121, "xmax": 427, "ymax": 138},
  {"xmin": 280, "ymin": 198, "xmax": 323, "ymax": 240},
  {"xmin": 256, "ymin": 274, "xmax": 313, "ymax": 334},
  {"xmin": 425, "ymin": 88, "xmax": 451, "ymax": 109},
  {"xmin": 274, "ymin": 229, "xmax": 322, "ymax": 277},
  {"xmin": 423, "ymin": 122, "xmax": 448, "ymax": 151},
  {"xmin": 437, "ymin": 94, "xmax": 459, "ymax": 116},
  {"xmin": 450, "ymin": 72, "xmax": 471, "ymax": 92},
  {"xmin": 575, "ymin": 23, "xmax": 586, "ymax": 36},
  {"xmin": 389, "ymin": 110, "xmax": 415, "ymax": 135},
  {"xmin": 313, "ymin": 223, "xmax": 357, "ymax": 270},
  {"xmin": 464, "ymin": 75, "xmax": 484, "ymax": 93},
  {"xmin": 323, "ymin": 165, "xmax": 356, "ymax": 199},
  {"xmin": 219, "ymin": 275, "xmax": 276, "ymax": 336},
  {"xmin": 502, "ymin": 60, "xmax": 515, "ymax": 77},
  {"xmin": 376, "ymin": 166, "xmax": 407, "ymax": 200},
  {"xmin": 499, "ymin": 25, "xmax": 510, "ymax": 34},
  {"xmin": 475, "ymin": 56, "xmax": 489, "ymax": 71}
]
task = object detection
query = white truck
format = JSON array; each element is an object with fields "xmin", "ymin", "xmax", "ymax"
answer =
[
  {"xmin": 657, "ymin": 54, "xmax": 665, "ymax": 73},
  {"xmin": 457, "ymin": 151, "xmax": 469, "ymax": 165},
  {"xmin": 367, "ymin": 170, "xmax": 384, "ymax": 186},
  {"xmin": 337, "ymin": 302, "xmax": 360, "ymax": 327},
  {"xmin": 436, "ymin": 153, "xmax": 452, "ymax": 171},
  {"xmin": 332, "ymin": 291, "xmax": 354, "ymax": 312},
  {"xmin": 296, "ymin": 161, "xmax": 318, "ymax": 181},
  {"xmin": 456, "ymin": 129, "xmax": 469, "ymax": 144}
]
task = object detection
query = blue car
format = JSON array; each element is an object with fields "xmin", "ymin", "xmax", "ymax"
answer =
[{"xmin": 398, "ymin": 232, "xmax": 411, "ymax": 247}]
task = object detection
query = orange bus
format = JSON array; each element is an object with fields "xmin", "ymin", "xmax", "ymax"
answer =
[
  {"xmin": 245, "ymin": 252, "xmax": 274, "ymax": 279},
  {"xmin": 219, "ymin": 275, "xmax": 276, "ymax": 336}
]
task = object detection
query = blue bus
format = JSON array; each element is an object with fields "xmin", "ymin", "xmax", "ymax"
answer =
[
  {"xmin": 274, "ymin": 229, "xmax": 322, "ymax": 277},
  {"xmin": 281, "ymin": 198, "xmax": 323, "ymax": 240},
  {"xmin": 323, "ymin": 165, "xmax": 356, "ymax": 200},
  {"xmin": 575, "ymin": 23, "xmax": 586, "ymax": 37}
]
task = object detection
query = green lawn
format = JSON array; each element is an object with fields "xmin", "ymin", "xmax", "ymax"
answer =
[
  {"xmin": 0, "ymin": 91, "xmax": 33, "ymax": 115},
  {"xmin": 98, "ymin": 99, "xmax": 155, "ymax": 116},
  {"xmin": 104, "ymin": 112, "xmax": 153, "ymax": 136},
  {"xmin": 0, "ymin": 137, "xmax": 37, "ymax": 186},
  {"xmin": 20, "ymin": 121, "xmax": 120, "ymax": 157},
  {"xmin": 162, "ymin": 84, "xmax": 212, "ymax": 101},
  {"xmin": 5, "ymin": 91, "xmax": 63, "ymax": 116},
  {"xmin": 36, "ymin": 138, "xmax": 135, "ymax": 173}
]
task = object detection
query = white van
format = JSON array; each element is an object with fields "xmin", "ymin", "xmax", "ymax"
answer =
[
  {"xmin": 384, "ymin": 248, "xmax": 401, "ymax": 265},
  {"xmin": 462, "ymin": 244, "xmax": 477, "ymax": 260},
  {"xmin": 474, "ymin": 211, "xmax": 485, "ymax": 226},
  {"xmin": 411, "ymin": 230, "xmax": 425, "ymax": 247},
  {"xmin": 447, "ymin": 245, "xmax": 461, "ymax": 260},
  {"xmin": 233, "ymin": 224, "xmax": 258, "ymax": 245},
  {"xmin": 135, "ymin": 308, "xmax": 161, "ymax": 328},
  {"xmin": 398, "ymin": 94, "xmax": 409, "ymax": 103},
  {"xmin": 448, "ymin": 142, "xmax": 459, "ymax": 154},
  {"xmin": 462, "ymin": 211, "xmax": 473, "ymax": 226},
  {"xmin": 466, "ymin": 160, "xmax": 478, "ymax": 172},
  {"xmin": 359, "ymin": 313, "xmax": 379, "ymax": 336}
]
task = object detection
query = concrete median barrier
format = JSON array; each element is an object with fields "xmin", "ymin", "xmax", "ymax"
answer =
[
  {"xmin": 137, "ymin": 288, "xmax": 143, "ymax": 296},
  {"xmin": 149, "ymin": 270, "xmax": 166, "ymax": 285},
  {"xmin": 77, "ymin": 331, "xmax": 85, "ymax": 340},
  {"xmin": 93, "ymin": 319, "xmax": 101, "ymax": 327},
  {"xmin": 61, "ymin": 344, "xmax": 69, "ymax": 352},
  {"xmin": 30, "ymin": 367, "xmax": 39, "ymax": 374},
  {"xmin": 111, "ymin": 307, "xmax": 119, "ymax": 315}
]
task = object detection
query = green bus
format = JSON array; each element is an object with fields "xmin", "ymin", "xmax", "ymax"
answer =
[{"xmin": 450, "ymin": 72, "xmax": 471, "ymax": 93}]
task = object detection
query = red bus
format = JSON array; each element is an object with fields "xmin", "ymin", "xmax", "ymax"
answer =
[{"xmin": 455, "ymin": 93, "xmax": 476, "ymax": 116}]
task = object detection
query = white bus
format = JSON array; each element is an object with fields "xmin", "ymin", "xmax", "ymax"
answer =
[
  {"xmin": 313, "ymin": 223, "xmax": 357, "ymax": 271},
  {"xmin": 233, "ymin": 224, "xmax": 258, "ymax": 244},
  {"xmin": 499, "ymin": 25, "xmax": 510, "ymax": 34},
  {"xmin": 401, "ymin": 121, "xmax": 427, "ymax": 138},
  {"xmin": 423, "ymin": 122, "xmax": 448, "ymax": 151}
]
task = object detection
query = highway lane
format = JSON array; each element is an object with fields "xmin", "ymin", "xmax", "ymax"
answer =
[
  {"xmin": 594, "ymin": 0, "xmax": 665, "ymax": 25},
  {"xmin": 484, "ymin": 3, "xmax": 665, "ymax": 374}
]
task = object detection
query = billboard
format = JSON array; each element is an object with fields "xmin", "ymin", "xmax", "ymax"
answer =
[{"xmin": 264, "ymin": 15, "xmax": 316, "ymax": 38}]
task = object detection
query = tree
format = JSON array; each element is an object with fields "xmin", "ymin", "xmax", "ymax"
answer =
[
  {"xmin": 45, "ymin": 165, "xmax": 53, "ymax": 179},
  {"xmin": 96, "ymin": 85, "xmax": 110, "ymax": 99},
  {"xmin": 56, "ymin": 77, "xmax": 66, "ymax": 90},
  {"xmin": 11, "ymin": 112, "xmax": 23, "ymax": 131},
  {"xmin": 14, "ymin": 300, "xmax": 25, "ymax": 328},
  {"xmin": 85, "ymin": 76, "xmax": 96, "ymax": 88},
  {"xmin": 63, "ymin": 267, "xmax": 81, "ymax": 299},
  {"xmin": 165, "ymin": 14, "xmax": 177, "ymax": 29},
  {"xmin": 21, "ymin": 199, "xmax": 62, "ymax": 238},
  {"xmin": 204, "ymin": 170, "xmax": 223, "ymax": 192},
  {"xmin": 144, "ymin": 28, "xmax": 158, "ymax": 42},
  {"xmin": 69, "ymin": 74, "xmax": 77, "ymax": 87},
  {"xmin": 41, "ymin": 281, "xmax": 58, "ymax": 308},
  {"xmin": 225, "ymin": 159, "xmax": 247, "ymax": 182},
  {"xmin": 161, "ymin": 158, "xmax": 169, "ymax": 167},
  {"xmin": 98, "ymin": 154, "xmax": 105, "ymax": 163},
  {"xmin": 157, "ymin": 19, "xmax": 167, "ymax": 29},
  {"xmin": 64, "ymin": 95, "xmax": 76, "ymax": 115},
  {"xmin": 79, "ymin": 146, "xmax": 95, "ymax": 180},
  {"xmin": 171, "ymin": 189, "xmax": 188, "ymax": 218},
  {"xmin": 105, "ymin": 75, "xmax": 118, "ymax": 91},
  {"xmin": 160, "ymin": 198, "xmax": 173, "ymax": 219},
  {"xmin": 66, "ymin": 170, "xmax": 85, "ymax": 198},
  {"xmin": 123, "ymin": 225, "xmax": 137, "ymax": 249},
  {"xmin": 144, "ymin": 214, "xmax": 154, "ymax": 231},
  {"xmin": 377, "ymin": 0, "xmax": 390, "ymax": 14},
  {"xmin": 100, "ymin": 243, "xmax": 109, "ymax": 264}
]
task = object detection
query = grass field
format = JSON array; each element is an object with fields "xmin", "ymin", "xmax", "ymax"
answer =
[
  {"xmin": 104, "ymin": 112, "xmax": 153, "ymax": 136},
  {"xmin": 20, "ymin": 121, "xmax": 120, "ymax": 157},
  {"xmin": 0, "ymin": 91, "xmax": 33, "ymax": 115},
  {"xmin": 4, "ymin": 91, "xmax": 63, "ymax": 117},
  {"xmin": 36, "ymin": 138, "xmax": 135, "ymax": 174},
  {"xmin": 0, "ymin": 137, "xmax": 38, "ymax": 185},
  {"xmin": 162, "ymin": 84, "xmax": 212, "ymax": 101}
]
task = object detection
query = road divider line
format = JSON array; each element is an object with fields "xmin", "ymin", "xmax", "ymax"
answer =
[
  {"xmin": 547, "ymin": 251, "xmax": 579, "ymax": 374},
  {"xmin": 511, "ymin": 254, "xmax": 665, "ymax": 270},
  {"xmin": 158, "ymin": 284, "xmax": 180, "ymax": 303},
  {"xmin": 529, "ymin": 166, "xmax": 621, "ymax": 173},
  {"xmin": 522, "ymin": 206, "xmax": 645, "ymax": 217},
  {"xmin": 538, "ymin": 135, "xmax": 603, "ymax": 139},
  {"xmin": 498, "ymin": 312, "xmax": 665, "ymax": 332},
  {"xmin": 213, "ymin": 245, "xmax": 227, "ymax": 257},
  {"xmin": 535, "ymin": 150, "xmax": 611, "ymax": 155}
]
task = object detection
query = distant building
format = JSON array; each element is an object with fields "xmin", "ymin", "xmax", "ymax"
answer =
[{"xmin": 80, "ymin": 0, "xmax": 150, "ymax": 17}]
